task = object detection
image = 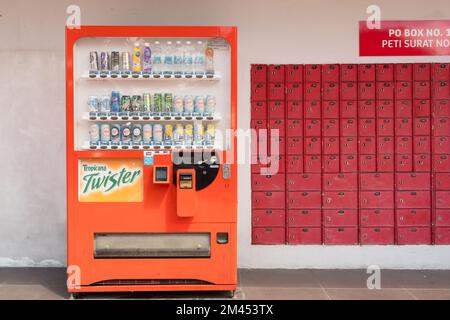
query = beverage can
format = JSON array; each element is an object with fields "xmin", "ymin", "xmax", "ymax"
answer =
[
  {"xmin": 205, "ymin": 123, "xmax": 216, "ymax": 145},
  {"xmin": 184, "ymin": 124, "xmax": 193, "ymax": 145},
  {"xmin": 121, "ymin": 124, "xmax": 132, "ymax": 144},
  {"xmin": 152, "ymin": 124, "xmax": 163, "ymax": 144},
  {"xmin": 184, "ymin": 95, "xmax": 194, "ymax": 114},
  {"xmin": 110, "ymin": 124, "xmax": 121, "ymax": 144},
  {"xmin": 132, "ymin": 124, "xmax": 142, "ymax": 143},
  {"xmin": 121, "ymin": 95, "xmax": 132, "ymax": 112},
  {"xmin": 89, "ymin": 51, "xmax": 99, "ymax": 72},
  {"xmin": 164, "ymin": 124, "xmax": 173, "ymax": 144},
  {"xmin": 89, "ymin": 124, "xmax": 100, "ymax": 145},
  {"xmin": 131, "ymin": 95, "xmax": 142, "ymax": 111},
  {"xmin": 99, "ymin": 96, "xmax": 111, "ymax": 112},
  {"xmin": 194, "ymin": 124, "xmax": 204, "ymax": 145},
  {"xmin": 194, "ymin": 96, "xmax": 205, "ymax": 115},
  {"xmin": 173, "ymin": 124, "xmax": 184, "ymax": 144},
  {"xmin": 143, "ymin": 124, "xmax": 153, "ymax": 143},
  {"xmin": 87, "ymin": 96, "xmax": 98, "ymax": 112},
  {"xmin": 111, "ymin": 51, "xmax": 120, "ymax": 72},
  {"xmin": 110, "ymin": 91, "xmax": 120, "ymax": 112},
  {"xmin": 205, "ymin": 95, "xmax": 216, "ymax": 115},
  {"xmin": 143, "ymin": 93, "xmax": 152, "ymax": 112},
  {"xmin": 100, "ymin": 52, "xmax": 110, "ymax": 71},
  {"xmin": 121, "ymin": 52, "xmax": 130, "ymax": 72},
  {"xmin": 153, "ymin": 93, "xmax": 163, "ymax": 113},
  {"xmin": 100, "ymin": 124, "xmax": 111, "ymax": 142},
  {"xmin": 173, "ymin": 95, "xmax": 184, "ymax": 115},
  {"xmin": 164, "ymin": 93, "xmax": 173, "ymax": 115}
]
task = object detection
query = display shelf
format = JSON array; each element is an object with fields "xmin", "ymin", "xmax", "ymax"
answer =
[
  {"xmin": 80, "ymin": 72, "xmax": 221, "ymax": 81},
  {"xmin": 81, "ymin": 143, "xmax": 218, "ymax": 151},
  {"xmin": 82, "ymin": 112, "xmax": 221, "ymax": 122}
]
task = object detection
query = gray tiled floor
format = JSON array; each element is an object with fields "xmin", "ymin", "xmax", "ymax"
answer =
[{"xmin": 1, "ymin": 268, "xmax": 450, "ymax": 300}]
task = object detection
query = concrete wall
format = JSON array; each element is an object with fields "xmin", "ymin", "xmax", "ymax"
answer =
[{"xmin": 1, "ymin": 0, "xmax": 450, "ymax": 268}]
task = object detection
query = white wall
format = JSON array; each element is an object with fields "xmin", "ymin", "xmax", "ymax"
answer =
[{"xmin": 1, "ymin": 0, "xmax": 450, "ymax": 269}]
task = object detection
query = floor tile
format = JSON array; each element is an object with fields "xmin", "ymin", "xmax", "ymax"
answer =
[
  {"xmin": 0, "ymin": 284, "xmax": 65, "ymax": 300},
  {"xmin": 406, "ymin": 289, "xmax": 450, "ymax": 300},
  {"xmin": 325, "ymin": 288, "xmax": 414, "ymax": 300},
  {"xmin": 242, "ymin": 287, "xmax": 329, "ymax": 300}
]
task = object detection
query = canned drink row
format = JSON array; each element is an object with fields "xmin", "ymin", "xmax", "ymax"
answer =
[
  {"xmin": 90, "ymin": 51, "xmax": 133, "ymax": 76},
  {"xmin": 89, "ymin": 123, "xmax": 216, "ymax": 146},
  {"xmin": 88, "ymin": 92, "xmax": 216, "ymax": 116}
]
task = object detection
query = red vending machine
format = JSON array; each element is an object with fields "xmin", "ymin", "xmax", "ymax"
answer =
[{"xmin": 66, "ymin": 26, "xmax": 237, "ymax": 296}]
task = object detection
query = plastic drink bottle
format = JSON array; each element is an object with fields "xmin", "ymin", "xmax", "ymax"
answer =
[
  {"xmin": 152, "ymin": 41, "xmax": 162, "ymax": 77},
  {"xmin": 183, "ymin": 41, "xmax": 194, "ymax": 78},
  {"xmin": 163, "ymin": 41, "xmax": 174, "ymax": 77},
  {"xmin": 132, "ymin": 42, "xmax": 142, "ymax": 73},
  {"xmin": 194, "ymin": 41, "xmax": 205, "ymax": 77},
  {"xmin": 142, "ymin": 42, "xmax": 152, "ymax": 73},
  {"xmin": 173, "ymin": 40, "xmax": 183, "ymax": 77},
  {"xmin": 205, "ymin": 45, "xmax": 215, "ymax": 77}
]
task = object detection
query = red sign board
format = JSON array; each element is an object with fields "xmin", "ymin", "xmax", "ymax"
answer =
[{"xmin": 360, "ymin": 20, "xmax": 450, "ymax": 56}]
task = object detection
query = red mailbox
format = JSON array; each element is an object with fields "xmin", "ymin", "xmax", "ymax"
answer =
[
  {"xmin": 396, "ymin": 63, "xmax": 413, "ymax": 81},
  {"xmin": 360, "ymin": 209, "xmax": 395, "ymax": 227},
  {"xmin": 376, "ymin": 64, "xmax": 394, "ymax": 81},
  {"xmin": 376, "ymin": 81, "xmax": 395, "ymax": 100},
  {"xmin": 360, "ymin": 173, "xmax": 394, "ymax": 190},
  {"xmin": 288, "ymin": 191, "xmax": 322, "ymax": 209},
  {"xmin": 360, "ymin": 227, "xmax": 395, "ymax": 245},
  {"xmin": 286, "ymin": 82, "xmax": 303, "ymax": 101},
  {"xmin": 323, "ymin": 101, "xmax": 340, "ymax": 118},
  {"xmin": 252, "ymin": 209, "xmax": 286, "ymax": 227},
  {"xmin": 341, "ymin": 119, "xmax": 358, "ymax": 136},
  {"xmin": 360, "ymin": 191, "xmax": 395, "ymax": 208},
  {"xmin": 287, "ymin": 173, "xmax": 321, "ymax": 191},
  {"xmin": 324, "ymin": 227, "xmax": 358, "ymax": 245},
  {"xmin": 323, "ymin": 209, "xmax": 358, "ymax": 226},
  {"xmin": 252, "ymin": 227, "xmax": 286, "ymax": 245},
  {"xmin": 251, "ymin": 101, "xmax": 267, "ymax": 120},
  {"xmin": 252, "ymin": 173, "xmax": 286, "ymax": 191},
  {"xmin": 304, "ymin": 101, "xmax": 321, "ymax": 118},
  {"xmin": 287, "ymin": 119, "xmax": 303, "ymax": 137},
  {"xmin": 286, "ymin": 64, "xmax": 303, "ymax": 83},
  {"xmin": 268, "ymin": 101, "xmax": 285, "ymax": 119},
  {"xmin": 288, "ymin": 228, "xmax": 322, "ymax": 245},
  {"xmin": 341, "ymin": 100, "xmax": 358, "ymax": 118},
  {"xmin": 323, "ymin": 64, "xmax": 340, "ymax": 82},
  {"xmin": 268, "ymin": 64, "xmax": 285, "ymax": 83},
  {"xmin": 397, "ymin": 227, "xmax": 431, "ymax": 245},
  {"xmin": 396, "ymin": 209, "xmax": 431, "ymax": 227},
  {"xmin": 341, "ymin": 64, "xmax": 358, "ymax": 82},
  {"xmin": 304, "ymin": 155, "xmax": 322, "ymax": 173},
  {"xmin": 251, "ymin": 64, "xmax": 267, "ymax": 83},
  {"xmin": 377, "ymin": 100, "xmax": 395, "ymax": 118},
  {"xmin": 287, "ymin": 155, "xmax": 303, "ymax": 173},
  {"xmin": 413, "ymin": 63, "xmax": 430, "ymax": 81},
  {"xmin": 323, "ymin": 173, "xmax": 358, "ymax": 191},
  {"xmin": 288, "ymin": 209, "xmax": 322, "ymax": 227},
  {"xmin": 396, "ymin": 191, "xmax": 431, "ymax": 208},
  {"xmin": 304, "ymin": 64, "xmax": 322, "ymax": 82},
  {"xmin": 413, "ymin": 100, "xmax": 430, "ymax": 117},
  {"xmin": 287, "ymin": 101, "xmax": 303, "ymax": 119},
  {"xmin": 323, "ymin": 119, "xmax": 340, "ymax": 137}
]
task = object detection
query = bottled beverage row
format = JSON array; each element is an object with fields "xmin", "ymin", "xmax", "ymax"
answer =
[
  {"xmin": 88, "ymin": 123, "xmax": 216, "ymax": 148},
  {"xmin": 87, "ymin": 92, "xmax": 216, "ymax": 116},
  {"xmin": 89, "ymin": 40, "xmax": 215, "ymax": 78}
]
